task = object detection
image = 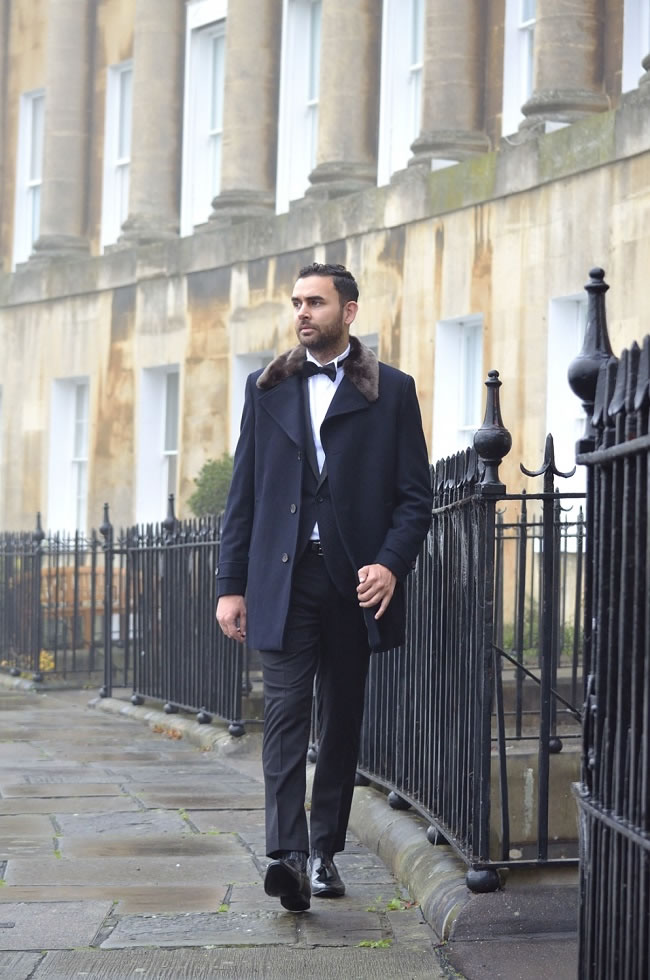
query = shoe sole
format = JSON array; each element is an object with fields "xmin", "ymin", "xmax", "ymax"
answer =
[
  {"xmin": 264, "ymin": 862, "xmax": 311, "ymax": 912},
  {"xmin": 312, "ymin": 884, "xmax": 345, "ymax": 898}
]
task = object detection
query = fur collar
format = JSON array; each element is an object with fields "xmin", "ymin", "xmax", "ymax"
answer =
[{"xmin": 256, "ymin": 335, "xmax": 379, "ymax": 402}]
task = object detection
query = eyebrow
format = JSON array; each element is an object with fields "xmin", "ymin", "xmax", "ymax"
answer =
[{"xmin": 291, "ymin": 294, "xmax": 325, "ymax": 303}]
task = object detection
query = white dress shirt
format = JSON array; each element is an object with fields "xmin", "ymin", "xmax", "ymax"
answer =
[{"xmin": 305, "ymin": 344, "xmax": 350, "ymax": 539}]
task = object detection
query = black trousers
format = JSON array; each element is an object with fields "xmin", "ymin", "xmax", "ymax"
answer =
[{"xmin": 260, "ymin": 551, "xmax": 371, "ymax": 858}]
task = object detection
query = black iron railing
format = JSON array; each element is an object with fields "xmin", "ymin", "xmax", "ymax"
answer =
[
  {"xmin": 356, "ymin": 416, "xmax": 585, "ymax": 889},
  {"xmin": 569, "ymin": 269, "xmax": 650, "ymax": 980}
]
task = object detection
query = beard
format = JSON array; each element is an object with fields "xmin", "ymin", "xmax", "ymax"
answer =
[{"xmin": 297, "ymin": 311, "xmax": 347, "ymax": 352}]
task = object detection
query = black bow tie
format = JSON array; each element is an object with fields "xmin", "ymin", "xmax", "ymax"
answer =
[{"xmin": 302, "ymin": 360, "xmax": 338, "ymax": 382}]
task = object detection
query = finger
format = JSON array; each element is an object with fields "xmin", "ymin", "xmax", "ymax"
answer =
[{"xmin": 374, "ymin": 594, "xmax": 391, "ymax": 619}]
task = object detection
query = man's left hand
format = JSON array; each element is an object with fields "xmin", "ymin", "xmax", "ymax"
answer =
[{"xmin": 357, "ymin": 564, "xmax": 396, "ymax": 620}]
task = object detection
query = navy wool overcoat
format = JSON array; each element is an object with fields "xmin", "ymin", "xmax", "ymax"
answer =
[{"xmin": 216, "ymin": 336, "xmax": 433, "ymax": 652}]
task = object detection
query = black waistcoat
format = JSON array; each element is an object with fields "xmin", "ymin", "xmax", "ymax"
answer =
[{"xmin": 297, "ymin": 381, "xmax": 358, "ymax": 599}]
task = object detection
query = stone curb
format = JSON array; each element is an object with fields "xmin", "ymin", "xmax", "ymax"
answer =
[
  {"xmin": 0, "ymin": 671, "xmax": 39, "ymax": 691},
  {"xmin": 91, "ymin": 695, "xmax": 471, "ymax": 941}
]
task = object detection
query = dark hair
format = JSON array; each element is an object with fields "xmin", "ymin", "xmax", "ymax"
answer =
[{"xmin": 297, "ymin": 262, "xmax": 359, "ymax": 304}]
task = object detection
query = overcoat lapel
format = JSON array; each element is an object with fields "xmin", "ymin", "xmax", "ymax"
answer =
[
  {"xmin": 323, "ymin": 375, "xmax": 371, "ymax": 422},
  {"xmin": 258, "ymin": 375, "xmax": 304, "ymax": 449}
]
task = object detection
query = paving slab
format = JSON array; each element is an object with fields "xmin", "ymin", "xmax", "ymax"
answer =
[
  {"xmin": 0, "ymin": 795, "xmax": 140, "ymax": 815},
  {"xmin": 187, "ymin": 809, "xmax": 266, "ymax": 833},
  {"xmin": 0, "ymin": 744, "xmax": 46, "ymax": 763},
  {"xmin": 297, "ymin": 907, "xmax": 386, "ymax": 946},
  {"xmin": 133, "ymin": 790, "xmax": 266, "ymax": 809},
  {"xmin": 0, "ymin": 900, "xmax": 112, "ymax": 950},
  {"xmin": 33, "ymin": 945, "xmax": 448, "ymax": 978},
  {"xmin": 5, "ymin": 854, "xmax": 260, "ymax": 887},
  {"xmin": 54, "ymin": 808, "xmax": 188, "ymax": 836},
  {"xmin": 101, "ymin": 909, "xmax": 297, "ymax": 948},
  {"xmin": 61, "ymin": 831, "xmax": 245, "ymax": 858},
  {"xmin": 0, "ymin": 885, "xmax": 228, "ymax": 915},
  {"xmin": 0, "ymin": 815, "xmax": 54, "ymax": 837},
  {"xmin": 0, "ymin": 782, "xmax": 125, "ymax": 798},
  {"xmin": 0, "ymin": 951, "xmax": 44, "ymax": 980}
]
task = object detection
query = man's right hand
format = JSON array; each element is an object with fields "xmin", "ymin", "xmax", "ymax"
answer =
[{"xmin": 216, "ymin": 595, "xmax": 247, "ymax": 643}]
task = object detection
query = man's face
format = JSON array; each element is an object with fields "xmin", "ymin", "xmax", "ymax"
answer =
[{"xmin": 291, "ymin": 275, "xmax": 357, "ymax": 361}]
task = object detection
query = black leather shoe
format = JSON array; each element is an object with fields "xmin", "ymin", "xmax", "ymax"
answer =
[
  {"xmin": 264, "ymin": 851, "xmax": 311, "ymax": 911},
  {"xmin": 309, "ymin": 850, "xmax": 345, "ymax": 897}
]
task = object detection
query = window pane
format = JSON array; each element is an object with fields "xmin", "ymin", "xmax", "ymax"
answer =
[
  {"xmin": 30, "ymin": 95, "xmax": 44, "ymax": 181},
  {"xmin": 164, "ymin": 372, "xmax": 179, "ymax": 452},
  {"xmin": 166, "ymin": 453, "xmax": 178, "ymax": 500},
  {"xmin": 29, "ymin": 186, "xmax": 41, "ymax": 245},
  {"xmin": 210, "ymin": 32, "xmax": 225, "ymax": 132},
  {"xmin": 117, "ymin": 162, "xmax": 130, "ymax": 225},
  {"xmin": 411, "ymin": 0, "xmax": 424, "ymax": 65},
  {"xmin": 74, "ymin": 383, "xmax": 89, "ymax": 459},
  {"xmin": 459, "ymin": 323, "xmax": 482, "ymax": 429},
  {"xmin": 521, "ymin": 0, "xmax": 536, "ymax": 23},
  {"xmin": 74, "ymin": 460, "xmax": 88, "ymax": 531},
  {"xmin": 118, "ymin": 68, "xmax": 132, "ymax": 160},
  {"xmin": 308, "ymin": 0, "xmax": 322, "ymax": 103}
]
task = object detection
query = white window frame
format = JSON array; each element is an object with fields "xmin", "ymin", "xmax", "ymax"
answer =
[
  {"xmin": 13, "ymin": 89, "xmax": 45, "ymax": 267},
  {"xmin": 546, "ymin": 296, "xmax": 588, "ymax": 495},
  {"xmin": 622, "ymin": 1, "xmax": 650, "ymax": 92},
  {"xmin": 47, "ymin": 378, "xmax": 90, "ymax": 533},
  {"xmin": 181, "ymin": 0, "xmax": 228, "ymax": 236},
  {"xmin": 432, "ymin": 316, "xmax": 484, "ymax": 460},
  {"xmin": 136, "ymin": 366, "xmax": 181, "ymax": 524},
  {"xmin": 101, "ymin": 61, "xmax": 133, "ymax": 250},
  {"xmin": 502, "ymin": 0, "xmax": 536, "ymax": 137},
  {"xmin": 378, "ymin": 0, "xmax": 425, "ymax": 186},
  {"xmin": 276, "ymin": 0, "xmax": 322, "ymax": 214}
]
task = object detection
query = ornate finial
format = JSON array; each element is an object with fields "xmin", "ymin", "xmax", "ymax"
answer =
[
  {"xmin": 473, "ymin": 370, "xmax": 512, "ymax": 495},
  {"xmin": 521, "ymin": 434, "xmax": 575, "ymax": 493},
  {"xmin": 567, "ymin": 268, "xmax": 615, "ymax": 453},
  {"xmin": 33, "ymin": 512, "xmax": 45, "ymax": 545},
  {"xmin": 99, "ymin": 503, "xmax": 112, "ymax": 541},
  {"xmin": 162, "ymin": 494, "xmax": 176, "ymax": 536}
]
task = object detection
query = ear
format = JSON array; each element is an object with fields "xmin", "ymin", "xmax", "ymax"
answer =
[{"xmin": 344, "ymin": 301, "xmax": 358, "ymax": 326}]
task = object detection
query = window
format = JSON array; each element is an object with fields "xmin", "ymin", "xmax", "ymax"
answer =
[
  {"xmin": 181, "ymin": 0, "xmax": 227, "ymax": 235},
  {"xmin": 48, "ymin": 379, "xmax": 90, "ymax": 532},
  {"xmin": 378, "ymin": 0, "xmax": 425, "ymax": 185},
  {"xmin": 137, "ymin": 367, "xmax": 180, "ymax": 523},
  {"xmin": 276, "ymin": 0, "xmax": 322, "ymax": 213},
  {"xmin": 622, "ymin": 1, "xmax": 650, "ymax": 92},
  {"xmin": 502, "ymin": 0, "xmax": 536, "ymax": 136},
  {"xmin": 432, "ymin": 316, "xmax": 484, "ymax": 460},
  {"xmin": 13, "ymin": 90, "xmax": 45, "ymax": 266},
  {"xmin": 101, "ymin": 61, "xmax": 132, "ymax": 249},
  {"xmin": 546, "ymin": 297, "xmax": 587, "ymax": 493},
  {"xmin": 230, "ymin": 353, "xmax": 274, "ymax": 453}
]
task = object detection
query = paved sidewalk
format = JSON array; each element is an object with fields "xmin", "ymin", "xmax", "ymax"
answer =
[{"xmin": 0, "ymin": 686, "xmax": 450, "ymax": 979}]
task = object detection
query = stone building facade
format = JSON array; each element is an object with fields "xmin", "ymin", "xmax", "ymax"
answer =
[{"xmin": 0, "ymin": 0, "xmax": 648, "ymax": 531}]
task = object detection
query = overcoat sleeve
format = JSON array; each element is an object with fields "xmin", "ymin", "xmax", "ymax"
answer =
[
  {"xmin": 373, "ymin": 375, "xmax": 432, "ymax": 580},
  {"xmin": 216, "ymin": 373, "xmax": 257, "ymax": 597}
]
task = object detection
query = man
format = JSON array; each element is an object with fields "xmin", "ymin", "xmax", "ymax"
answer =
[{"xmin": 216, "ymin": 263, "xmax": 431, "ymax": 912}]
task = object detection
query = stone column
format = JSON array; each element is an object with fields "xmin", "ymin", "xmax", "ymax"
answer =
[
  {"xmin": 31, "ymin": 0, "xmax": 91, "ymax": 259},
  {"xmin": 521, "ymin": 0, "xmax": 608, "ymax": 130},
  {"xmin": 119, "ymin": 0, "xmax": 184, "ymax": 245},
  {"xmin": 209, "ymin": 0, "xmax": 282, "ymax": 223},
  {"xmin": 305, "ymin": 0, "xmax": 381, "ymax": 201},
  {"xmin": 0, "ymin": 0, "xmax": 8, "ymax": 256},
  {"xmin": 409, "ymin": 0, "xmax": 489, "ymax": 168}
]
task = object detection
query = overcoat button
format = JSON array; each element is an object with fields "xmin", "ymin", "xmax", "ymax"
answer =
[
  {"xmin": 290, "ymin": 504, "xmax": 297, "ymax": 514},
  {"xmin": 316, "ymin": 495, "xmax": 323, "ymax": 503},
  {"xmin": 281, "ymin": 553, "xmax": 289, "ymax": 563},
  {"xmin": 297, "ymin": 451, "xmax": 302, "ymax": 460}
]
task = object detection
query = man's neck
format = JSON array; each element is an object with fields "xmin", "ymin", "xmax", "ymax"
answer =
[{"xmin": 306, "ymin": 343, "xmax": 350, "ymax": 366}]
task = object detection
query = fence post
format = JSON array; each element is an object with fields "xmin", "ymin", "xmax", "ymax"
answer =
[
  {"xmin": 99, "ymin": 503, "xmax": 113, "ymax": 698},
  {"xmin": 31, "ymin": 513, "xmax": 45, "ymax": 682},
  {"xmin": 467, "ymin": 370, "xmax": 511, "ymax": 892}
]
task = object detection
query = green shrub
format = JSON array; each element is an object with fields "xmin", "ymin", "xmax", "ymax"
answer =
[{"xmin": 187, "ymin": 454, "xmax": 234, "ymax": 517}]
